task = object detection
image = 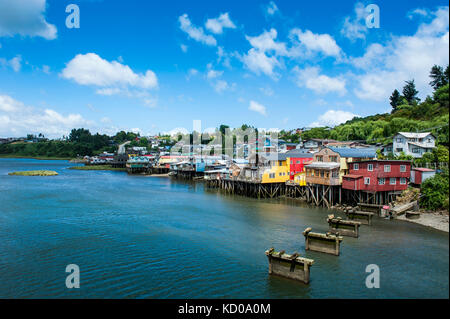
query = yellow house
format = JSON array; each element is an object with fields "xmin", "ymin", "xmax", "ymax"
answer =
[{"xmin": 261, "ymin": 154, "xmax": 290, "ymax": 184}]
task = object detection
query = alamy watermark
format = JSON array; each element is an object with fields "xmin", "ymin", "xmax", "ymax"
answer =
[
  {"xmin": 366, "ymin": 4, "xmax": 380, "ymax": 29},
  {"xmin": 65, "ymin": 264, "xmax": 80, "ymax": 289},
  {"xmin": 65, "ymin": 4, "xmax": 80, "ymax": 29},
  {"xmin": 365, "ymin": 264, "xmax": 380, "ymax": 288}
]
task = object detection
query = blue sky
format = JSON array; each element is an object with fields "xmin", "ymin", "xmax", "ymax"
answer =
[{"xmin": 0, "ymin": 0, "xmax": 449, "ymax": 137}]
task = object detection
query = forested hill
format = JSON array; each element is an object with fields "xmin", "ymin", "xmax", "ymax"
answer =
[{"xmin": 300, "ymin": 65, "xmax": 449, "ymax": 147}]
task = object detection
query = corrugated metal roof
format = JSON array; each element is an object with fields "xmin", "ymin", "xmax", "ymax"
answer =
[
  {"xmin": 328, "ymin": 147, "xmax": 377, "ymax": 158},
  {"xmin": 306, "ymin": 162, "xmax": 340, "ymax": 169}
]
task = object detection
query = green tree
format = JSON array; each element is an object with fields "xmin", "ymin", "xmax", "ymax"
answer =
[
  {"xmin": 421, "ymin": 170, "xmax": 449, "ymax": 211},
  {"xmin": 389, "ymin": 89, "xmax": 401, "ymax": 112},
  {"xmin": 429, "ymin": 65, "xmax": 447, "ymax": 90},
  {"xmin": 402, "ymin": 80, "xmax": 420, "ymax": 105}
]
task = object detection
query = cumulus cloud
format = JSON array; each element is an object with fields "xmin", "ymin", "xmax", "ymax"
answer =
[
  {"xmin": 353, "ymin": 6, "xmax": 449, "ymax": 101},
  {"xmin": 249, "ymin": 100, "xmax": 267, "ymax": 116},
  {"xmin": 293, "ymin": 66, "xmax": 347, "ymax": 95},
  {"xmin": 290, "ymin": 29, "xmax": 342, "ymax": 58},
  {"xmin": 205, "ymin": 13, "xmax": 236, "ymax": 34},
  {"xmin": 242, "ymin": 48, "xmax": 280, "ymax": 78},
  {"xmin": 179, "ymin": 13, "xmax": 217, "ymax": 46},
  {"xmin": 0, "ymin": 0, "xmax": 57, "ymax": 40},
  {"xmin": 0, "ymin": 94, "xmax": 92, "ymax": 137},
  {"xmin": 340, "ymin": 2, "xmax": 367, "ymax": 41},
  {"xmin": 180, "ymin": 44, "xmax": 188, "ymax": 53},
  {"xmin": 245, "ymin": 29, "xmax": 287, "ymax": 55},
  {"xmin": 310, "ymin": 110, "xmax": 359, "ymax": 127},
  {"xmin": 61, "ymin": 53, "xmax": 158, "ymax": 89},
  {"xmin": 241, "ymin": 29, "xmax": 288, "ymax": 78}
]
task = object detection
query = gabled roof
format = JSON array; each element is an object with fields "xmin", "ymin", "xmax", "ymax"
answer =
[
  {"xmin": 408, "ymin": 141, "xmax": 435, "ymax": 149},
  {"xmin": 328, "ymin": 147, "xmax": 377, "ymax": 158},
  {"xmin": 397, "ymin": 132, "xmax": 434, "ymax": 138},
  {"xmin": 285, "ymin": 149, "xmax": 314, "ymax": 158}
]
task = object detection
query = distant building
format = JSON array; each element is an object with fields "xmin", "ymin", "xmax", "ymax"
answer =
[
  {"xmin": 382, "ymin": 132, "xmax": 436, "ymax": 158},
  {"xmin": 303, "ymin": 139, "xmax": 337, "ymax": 151}
]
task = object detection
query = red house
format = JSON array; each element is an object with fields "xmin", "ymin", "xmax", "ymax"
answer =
[
  {"xmin": 342, "ymin": 160, "xmax": 411, "ymax": 192},
  {"xmin": 285, "ymin": 149, "xmax": 313, "ymax": 180}
]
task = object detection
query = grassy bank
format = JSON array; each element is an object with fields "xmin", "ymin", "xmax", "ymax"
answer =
[
  {"xmin": 8, "ymin": 170, "xmax": 59, "ymax": 176},
  {"xmin": 0, "ymin": 154, "xmax": 72, "ymax": 161},
  {"xmin": 68, "ymin": 165, "xmax": 127, "ymax": 172}
]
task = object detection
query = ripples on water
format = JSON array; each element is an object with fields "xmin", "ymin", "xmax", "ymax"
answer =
[{"xmin": 0, "ymin": 158, "xmax": 448, "ymax": 298}]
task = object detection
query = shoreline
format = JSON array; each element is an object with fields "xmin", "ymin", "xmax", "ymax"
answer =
[
  {"xmin": 397, "ymin": 211, "xmax": 449, "ymax": 233},
  {"xmin": 0, "ymin": 155, "xmax": 72, "ymax": 161}
]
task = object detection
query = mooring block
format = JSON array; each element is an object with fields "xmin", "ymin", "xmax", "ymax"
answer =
[
  {"xmin": 303, "ymin": 228, "xmax": 343, "ymax": 256},
  {"xmin": 327, "ymin": 215, "xmax": 361, "ymax": 238},
  {"xmin": 265, "ymin": 248, "xmax": 314, "ymax": 284}
]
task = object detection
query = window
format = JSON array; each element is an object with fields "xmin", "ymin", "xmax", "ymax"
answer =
[
  {"xmin": 400, "ymin": 178, "xmax": 407, "ymax": 185},
  {"xmin": 384, "ymin": 165, "xmax": 391, "ymax": 172},
  {"xmin": 412, "ymin": 148, "xmax": 420, "ymax": 153},
  {"xmin": 367, "ymin": 164, "xmax": 373, "ymax": 171},
  {"xmin": 364, "ymin": 177, "xmax": 370, "ymax": 185},
  {"xmin": 332, "ymin": 170, "xmax": 339, "ymax": 178},
  {"xmin": 396, "ymin": 148, "xmax": 403, "ymax": 152},
  {"xmin": 330, "ymin": 156, "xmax": 338, "ymax": 162},
  {"xmin": 269, "ymin": 173, "xmax": 275, "ymax": 178},
  {"xmin": 354, "ymin": 163, "xmax": 359, "ymax": 170},
  {"xmin": 378, "ymin": 178, "xmax": 385, "ymax": 185},
  {"xmin": 396, "ymin": 138, "xmax": 403, "ymax": 143},
  {"xmin": 296, "ymin": 160, "xmax": 300, "ymax": 164},
  {"xmin": 317, "ymin": 155, "xmax": 323, "ymax": 162},
  {"xmin": 320, "ymin": 170, "xmax": 324, "ymax": 178},
  {"xmin": 390, "ymin": 178, "xmax": 396, "ymax": 185},
  {"xmin": 290, "ymin": 160, "xmax": 293, "ymax": 164},
  {"xmin": 279, "ymin": 172, "xmax": 282, "ymax": 176},
  {"xmin": 400, "ymin": 165, "xmax": 406, "ymax": 172}
]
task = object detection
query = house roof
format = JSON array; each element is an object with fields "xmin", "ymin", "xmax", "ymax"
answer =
[
  {"xmin": 306, "ymin": 162, "xmax": 340, "ymax": 169},
  {"xmin": 412, "ymin": 167, "xmax": 435, "ymax": 172},
  {"xmin": 328, "ymin": 147, "xmax": 377, "ymax": 158},
  {"xmin": 408, "ymin": 141, "xmax": 435, "ymax": 149},
  {"xmin": 285, "ymin": 149, "xmax": 314, "ymax": 158},
  {"xmin": 397, "ymin": 132, "xmax": 434, "ymax": 138}
]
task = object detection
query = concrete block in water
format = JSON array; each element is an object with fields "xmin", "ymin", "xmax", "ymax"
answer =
[
  {"xmin": 345, "ymin": 210, "xmax": 374, "ymax": 225},
  {"xmin": 303, "ymin": 228, "xmax": 343, "ymax": 256},
  {"xmin": 265, "ymin": 248, "xmax": 314, "ymax": 284},
  {"xmin": 327, "ymin": 215, "xmax": 361, "ymax": 238}
]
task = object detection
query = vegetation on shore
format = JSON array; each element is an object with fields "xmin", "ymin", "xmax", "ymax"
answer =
[
  {"xmin": 68, "ymin": 165, "xmax": 126, "ymax": 171},
  {"xmin": 8, "ymin": 170, "xmax": 58, "ymax": 176},
  {"xmin": 0, "ymin": 154, "xmax": 72, "ymax": 160},
  {"xmin": 420, "ymin": 168, "xmax": 449, "ymax": 211}
]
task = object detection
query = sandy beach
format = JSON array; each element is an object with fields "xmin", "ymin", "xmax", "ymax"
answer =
[{"xmin": 397, "ymin": 211, "xmax": 449, "ymax": 232}]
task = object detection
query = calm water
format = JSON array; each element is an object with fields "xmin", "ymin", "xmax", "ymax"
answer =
[{"xmin": 0, "ymin": 158, "xmax": 448, "ymax": 299}]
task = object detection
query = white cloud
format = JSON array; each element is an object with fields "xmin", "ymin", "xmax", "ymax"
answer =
[
  {"xmin": 340, "ymin": 2, "xmax": 367, "ymax": 41},
  {"xmin": 180, "ymin": 44, "xmax": 188, "ymax": 53},
  {"xmin": 407, "ymin": 8, "xmax": 429, "ymax": 20},
  {"xmin": 0, "ymin": 0, "xmax": 57, "ymax": 40},
  {"xmin": 205, "ymin": 13, "xmax": 236, "ymax": 34},
  {"xmin": 290, "ymin": 29, "xmax": 342, "ymax": 58},
  {"xmin": 260, "ymin": 87, "xmax": 274, "ymax": 96},
  {"xmin": 242, "ymin": 48, "xmax": 280, "ymax": 78},
  {"xmin": 266, "ymin": 1, "xmax": 279, "ymax": 15},
  {"xmin": 0, "ymin": 54, "xmax": 22, "ymax": 72},
  {"xmin": 0, "ymin": 94, "xmax": 91, "ymax": 137},
  {"xmin": 310, "ymin": 110, "xmax": 359, "ymax": 127},
  {"xmin": 249, "ymin": 100, "xmax": 267, "ymax": 116},
  {"xmin": 293, "ymin": 66, "xmax": 347, "ymax": 95},
  {"xmin": 245, "ymin": 29, "xmax": 287, "ymax": 55},
  {"xmin": 42, "ymin": 64, "xmax": 50, "ymax": 74},
  {"xmin": 61, "ymin": 53, "xmax": 158, "ymax": 91},
  {"xmin": 353, "ymin": 6, "xmax": 449, "ymax": 101},
  {"xmin": 179, "ymin": 13, "xmax": 217, "ymax": 46}
]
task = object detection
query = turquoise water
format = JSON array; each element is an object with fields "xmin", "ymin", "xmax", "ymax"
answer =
[{"xmin": 0, "ymin": 158, "xmax": 448, "ymax": 298}]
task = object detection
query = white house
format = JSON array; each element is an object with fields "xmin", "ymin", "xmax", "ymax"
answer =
[{"xmin": 383, "ymin": 132, "xmax": 436, "ymax": 158}]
